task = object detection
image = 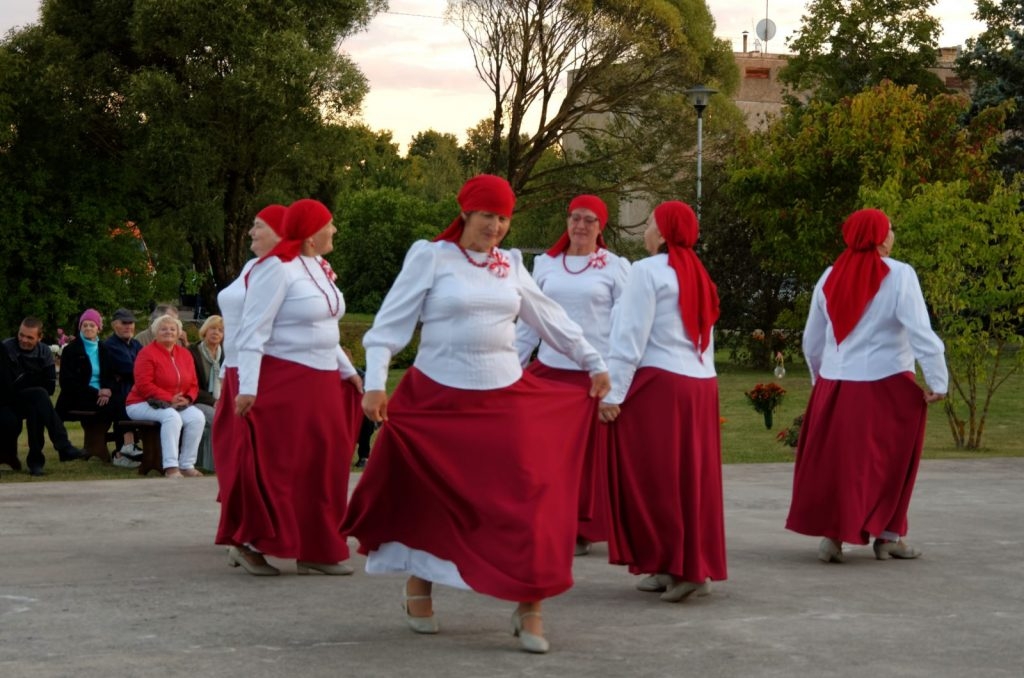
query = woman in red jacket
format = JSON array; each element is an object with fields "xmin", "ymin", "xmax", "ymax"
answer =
[{"xmin": 125, "ymin": 314, "xmax": 206, "ymax": 478}]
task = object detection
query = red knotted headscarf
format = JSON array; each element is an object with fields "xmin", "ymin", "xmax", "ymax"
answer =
[
  {"xmin": 434, "ymin": 174, "xmax": 516, "ymax": 243},
  {"xmin": 652, "ymin": 201, "xmax": 720, "ymax": 361},
  {"xmin": 260, "ymin": 199, "xmax": 333, "ymax": 264},
  {"xmin": 255, "ymin": 204, "xmax": 287, "ymax": 237},
  {"xmin": 822, "ymin": 208, "xmax": 892, "ymax": 345},
  {"xmin": 546, "ymin": 194, "xmax": 609, "ymax": 256}
]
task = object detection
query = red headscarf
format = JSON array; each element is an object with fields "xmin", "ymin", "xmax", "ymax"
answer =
[
  {"xmin": 434, "ymin": 174, "xmax": 516, "ymax": 243},
  {"xmin": 255, "ymin": 204, "xmax": 287, "ymax": 237},
  {"xmin": 546, "ymin": 194, "xmax": 609, "ymax": 256},
  {"xmin": 822, "ymin": 208, "xmax": 892, "ymax": 345},
  {"xmin": 652, "ymin": 201, "xmax": 720, "ymax": 361},
  {"xmin": 260, "ymin": 199, "xmax": 333, "ymax": 264}
]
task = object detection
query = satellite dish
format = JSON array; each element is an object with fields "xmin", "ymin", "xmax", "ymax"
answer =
[{"xmin": 755, "ymin": 18, "xmax": 776, "ymax": 42}]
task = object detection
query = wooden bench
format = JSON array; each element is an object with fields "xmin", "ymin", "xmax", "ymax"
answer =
[
  {"xmin": 119, "ymin": 420, "xmax": 163, "ymax": 476},
  {"xmin": 68, "ymin": 411, "xmax": 115, "ymax": 463}
]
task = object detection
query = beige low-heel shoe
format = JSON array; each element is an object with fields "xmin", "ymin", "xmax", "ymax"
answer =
[
  {"xmin": 511, "ymin": 610, "xmax": 549, "ymax": 654},
  {"xmin": 227, "ymin": 546, "xmax": 280, "ymax": 576},
  {"xmin": 818, "ymin": 538, "xmax": 845, "ymax": 563},
  {"xmin": 296, "ymin": 561, "xmax": 354, "ymax": 575},
  {"xmin": 873, "ymin": 538, "xmax": 922, "ymax": 560},
  {"xmin": 403, "ymin": 583, "xmax": 439, "ymax": 634},
  {"xmin": 660, "ymin": 578, "xmax": 712, "ymax": 603},
  {"xmin": 636, "ymin": 573, "xmax": 674, "ymax": 592}
]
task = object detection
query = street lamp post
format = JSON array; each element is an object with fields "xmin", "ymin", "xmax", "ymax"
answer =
[{"xmin": 684, "ymin": 84, "xmax": 718, "ymax": 221}]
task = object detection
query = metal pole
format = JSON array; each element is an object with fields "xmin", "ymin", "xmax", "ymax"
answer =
[{"xmin": 695, "ymin": 110, "xmax": 704, "ymax": 221}]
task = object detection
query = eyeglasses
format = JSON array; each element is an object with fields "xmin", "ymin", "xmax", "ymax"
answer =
[{"xmin": 569, "ymin": 214, "xmax": 599, "ymax": 225}]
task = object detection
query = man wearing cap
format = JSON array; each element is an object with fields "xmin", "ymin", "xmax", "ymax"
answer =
[
  {"xmin": 103, "ymin": 308, "xmax": 144, "ymax": 462},
  {"xmin": 2, "ymin": 317, "xmax": 86, "ymax": 476}
]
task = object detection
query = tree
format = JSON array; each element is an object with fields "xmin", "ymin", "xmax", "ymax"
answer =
[
  {"xmin": 0, "ymin": 0, "xmax": 385, "ymax": 328},
  {"xmin": 446, "ymin": 0, "xmax": 739, "ymax": 212},
  {"xmin": 406, "ymin": 130, "xmax": 467, "ymax": 202},
  {"xmin": 331, "ymin": 188, "xmax": 453, "ymax": 313},
  {"xmin": 780, "ymin": 0, "xmax": 945, "ymax": 102},
  {"xmin": 865, "ymin": 178, "xmax": 1024, "ymax": 449},
  {"xmin": 0, "ymin": 3, "xmax": 164, "ymax": 332},
  {"xmin": 125, "ymin": 0, "xmax": 385, "ymax": 306},
  {"xmin": 956, "ymin": 0, "xmax": 1024, "ymax": 177},
  {"xmin": 715, "ymin": 81, "xmax": 1006, "ymax": 365}
]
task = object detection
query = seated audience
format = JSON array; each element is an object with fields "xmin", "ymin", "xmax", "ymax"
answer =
[
  {"xmin": 102, "ymin": 308, "xmax": 144, "ymax": 464},
  {"xmin": 56, "ymin": 309, "xmax": 140, "ymax": 469},
  {"xmin": 2, "ymin": 317, "xmax": 85, "ymax": 476},
  {"xmin": 126, "ymin": 314, "xmax": 205, "ymax": 478}
]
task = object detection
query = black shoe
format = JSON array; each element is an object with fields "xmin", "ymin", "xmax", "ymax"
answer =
[
  {"xmin": 58, "ymin": 445, "xmax": 87, "ymax": 462},
  {"xmin": 354, "ymin": 458, "xmax": 367, "ymax": 469},
  {"xmin": 28, "ymin": 465, "xmax": 44, "ymax": 477}
]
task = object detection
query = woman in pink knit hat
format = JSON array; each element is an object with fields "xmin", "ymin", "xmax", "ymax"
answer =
[{"xmin": 57, "ymin": 308, "xmax": 138, "ymax": 468}]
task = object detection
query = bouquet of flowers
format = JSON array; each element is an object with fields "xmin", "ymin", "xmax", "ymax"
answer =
[{"xmin": 744, "ymin": 382, "xmax": 786, "ymax": 429}]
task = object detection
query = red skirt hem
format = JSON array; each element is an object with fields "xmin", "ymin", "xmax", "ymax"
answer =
[
  {"xmin": 215, "ymin": 357, "xmax": 362, "ymax": 562},
  {"xmin": 340, "ymin": 367, "xmax": 596, "ymax": 601},
  {"xmin": 786, "ymin": 373, "xmax": 927, "ymax": 544},
  {"xmin": 607, "ymin": 367, "xmax": 727, "ymax": 582}
]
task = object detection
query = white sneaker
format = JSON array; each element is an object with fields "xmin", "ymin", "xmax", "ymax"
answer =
[
  {"xmin": 112, "ymin": 454, "xmax": 141, "ymax": 469},
  {"xmin": 120, "ymin": 443, "xmax": 142, "ymax": 460}
]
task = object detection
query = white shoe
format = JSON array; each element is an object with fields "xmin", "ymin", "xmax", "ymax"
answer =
[
  {"xmin": 120, "ymin": 443, "xmax": 142, "ymax": 460},
  {"xmin": 112, "ymin": 454, "xmax": 141, "ymax": 469}
]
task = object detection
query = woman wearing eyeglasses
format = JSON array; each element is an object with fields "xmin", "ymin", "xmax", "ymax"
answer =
[{"xmin": 515, "ymin": 195, "xmax": 630, "ymax": 557}]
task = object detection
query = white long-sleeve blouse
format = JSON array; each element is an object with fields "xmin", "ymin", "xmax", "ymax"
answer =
[
  {"xmin": 604, "ymin": 254, "xmax": 716, "ymax": 405},
  {"xmin": 362, "ymin": 240, "xmax": 607, "ymax": 392},
  {"xmin": 514, "ymin": 250, "xmax": 631, "ymax": 370},
  {"xmin": 235, "ymin": 256, "xmax": 357, "ymax": 395},
  {"xmin": 802, "ymin": 257, "xmax": 947, "ymax": 393}
]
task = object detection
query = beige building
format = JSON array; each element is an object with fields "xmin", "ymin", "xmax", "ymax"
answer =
[{"xmin": 733, "ymin": 39, "xmax": 969, "ymax": 130}]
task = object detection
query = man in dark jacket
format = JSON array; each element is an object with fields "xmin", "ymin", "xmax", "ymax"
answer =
[
  {"xmin": 102, "ymin": 308, "xmax": 144, "ymax": 462},
  {"xmin": 2, "ymin": 317, "xmax": 85, "ymax": 476}
]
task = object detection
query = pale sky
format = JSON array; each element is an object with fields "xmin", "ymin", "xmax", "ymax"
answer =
[{"xmin": 1, "ymin": 0, "xmax": 987, "ymax": 151}]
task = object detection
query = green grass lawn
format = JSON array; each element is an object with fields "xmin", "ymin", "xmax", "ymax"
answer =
[{"xmin": 4, "ymin": 356, "xmax": 1021, "ymax": 483}]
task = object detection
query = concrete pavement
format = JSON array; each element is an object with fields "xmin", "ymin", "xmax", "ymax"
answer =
[{"xmin": 1, "ymin": 458, "xmax": 1022, "ymax": 678}]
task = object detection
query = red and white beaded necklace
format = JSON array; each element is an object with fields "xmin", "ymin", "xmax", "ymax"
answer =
[{"xmin": 561, "ymin": 248, "xmax": 609, "ymax": 275}]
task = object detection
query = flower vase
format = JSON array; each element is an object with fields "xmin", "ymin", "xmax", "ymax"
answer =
[{"xmin": 763, "ymin": 410, "xmax": 773, "ymax": 430}]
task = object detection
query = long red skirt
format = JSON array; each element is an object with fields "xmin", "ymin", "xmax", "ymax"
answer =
[
  {"xmin": 526, "ymin": 361, "xmax": 610, "ymax": 543},
  {"xmin": 340, "ymin": 367, "xmax": 596, "ymax": 601},
  {"xmin": 786, "ymin": 372, "xmax": 928, "ymax": 544},
  {"xmin": 607, "ymin": 368, "xmax": 727, "ymax": 582},
  {"xmin": 214, "ymin": 357, "xmax": 363, "ymax": 562}
]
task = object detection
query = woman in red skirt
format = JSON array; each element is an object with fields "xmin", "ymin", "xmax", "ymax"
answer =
[
  {"xmin": 515, "ymin": 194, "xmax": 630, "ymax": 556},
  {"xmin": 600, "ymin": 200, "xmax": 727, "ymax": 603},
  {"xmin": 341, "ymin": 175, "xmax": 610, "ymax": 654},
  {"xmin": 225, "ymin": 199, "xmax": 364, "ymax": 576},
  {"xmin": 213, "ymin": 205, "xmax": 283, "ymax": 572},
  {"xmin": 786, "ymin": 208, "xmax": 947, "ymax": 562}
]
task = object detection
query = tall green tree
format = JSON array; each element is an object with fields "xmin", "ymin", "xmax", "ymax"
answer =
[
  {"xmin": 446, "ymin": 0, "xmax": 739, "ymax": 213},
  {"xmin": 0, "ymin": 0, "xmax": 384, "ymax": 329},
  {"xmin": 125, "ymin": 0, "xmax": 384, "ymax": 304},
  {"xmin": 0, "ymin": 1, "xmax": 161, "ymax": 332},
  {"xmin": 780, "ymin": 0, "xmax": 945, "ymax": 102},
  {"xmin": 956, "ymin": 0, "xmax": 1024, "ymax": 176}
]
